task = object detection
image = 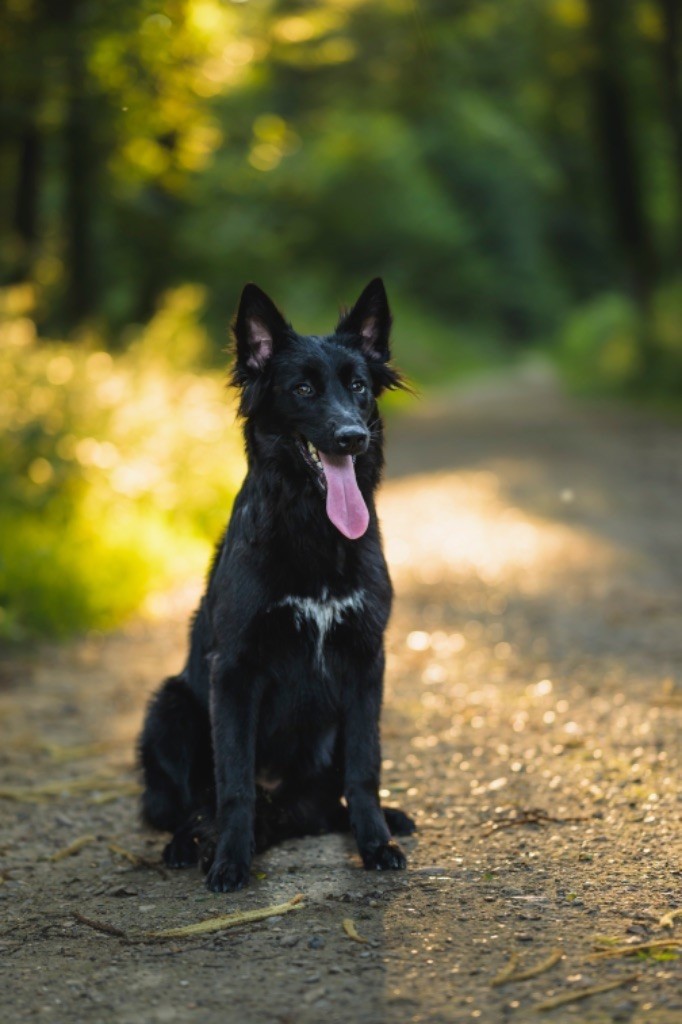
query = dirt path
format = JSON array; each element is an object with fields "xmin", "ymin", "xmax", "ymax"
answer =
[{"xmin": 1, "ymin": 364, "xmax": 680, "ymax": 1024}]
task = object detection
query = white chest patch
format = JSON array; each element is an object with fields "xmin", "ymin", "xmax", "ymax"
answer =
[{"xmin": 274, "ymin": 587, "xmax": 365, "ymax": 667}]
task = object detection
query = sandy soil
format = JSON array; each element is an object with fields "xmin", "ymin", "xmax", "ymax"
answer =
[{"xmin": 1, "ymin": 364, "xmax": 680, "ymax": 1024}]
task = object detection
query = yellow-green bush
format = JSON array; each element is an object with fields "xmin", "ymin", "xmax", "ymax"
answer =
[
  {"xmin": 0, "ymin": 287, "xmax": 244, "ymax": 640},
  {"xmin": 558, "ymin": 281, "xmax": 682, "ymax": 398}
]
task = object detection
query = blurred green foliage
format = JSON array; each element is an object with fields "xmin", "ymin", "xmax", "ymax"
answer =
[
  {"xmin": 559, "ymin": 278, "xmax": 682, "ymax": 395},
  {"xmin": 1, "ymin": 0, "xmax": 680, "ymax": 364},
  {"xmin": 0, "ymin": 287, "xmax": 244, "ymax": 639},
  {"xmin": 1, "ymin": 0, "xmax": 681, "ymax": 636}
]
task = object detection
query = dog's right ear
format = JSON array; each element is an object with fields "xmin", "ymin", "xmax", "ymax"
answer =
[{"xmin": 233, "ymin": 283, "xmax": 289, "ymax": 373}]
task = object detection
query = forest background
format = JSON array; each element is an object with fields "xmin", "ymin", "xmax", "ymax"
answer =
[{"xmin": 1, "ymin": 0, "xmax": 681, "ymax": 639}]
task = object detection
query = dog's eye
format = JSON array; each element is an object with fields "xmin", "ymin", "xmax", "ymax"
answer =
[
  {"xmin": 293, "ymin": 382, "xmax": 314, "ymax": 397},
  {"xmin": 351, "ymin": 380, "xmax": 367, "ymax": 394}
]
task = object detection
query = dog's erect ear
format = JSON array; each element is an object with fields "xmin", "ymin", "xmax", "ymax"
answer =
[
  {"xmin": 234, "ymin": 283, "xmax": 289, "ymax": 372},
  {"xmin": 337, "ymin": 278, "xmax": 392, "ymax": 362}
]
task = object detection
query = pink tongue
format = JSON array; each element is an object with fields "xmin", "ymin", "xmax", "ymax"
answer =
[{"xmin": 319, "ymin": 452, "xmax": 370, "ymax": 540}]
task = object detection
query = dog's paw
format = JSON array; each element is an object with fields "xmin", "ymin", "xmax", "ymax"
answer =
[
  {"xmin": 163, "ymin": 832, "xmax": 200, "ymax": 869},
  {"xmin": 205, "ymin": 857, "xmax": 251, "ymax": 893},
  {"xmin": 362, "ymin": 839, "xmax": 407, "ymax": 871},
  {"xmin": 383, "ymin": 807, "xmax": 417, "ymax": 836}
]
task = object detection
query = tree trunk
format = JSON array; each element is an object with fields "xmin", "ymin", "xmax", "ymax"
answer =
[
  {"xmin": 584, "ymin": 0, "xmax": 656, "ymax": 308},
  {"xmin": 10, "ymin": 118, "xmax": 43, "ymax": 284},
  {"xmin": 63, "ymin": 30, "xmax": 96, "ymax": 325},
  {"xmin": 656, "ymin": 0, "xmax": 682, "ymax": 267}
]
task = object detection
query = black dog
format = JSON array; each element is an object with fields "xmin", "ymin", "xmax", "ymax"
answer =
[{"xmin": 139, "ymin": 278, "xmax": 414, "ymax": 892}]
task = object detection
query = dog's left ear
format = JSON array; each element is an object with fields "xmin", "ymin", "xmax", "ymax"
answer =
[
  {"xmin": 234, "ymin": 283, "xmax": 289, "ymax": 373},
  {"xmin": 337, "ymin": 278, "xmax": 392, "ymax": 362}
]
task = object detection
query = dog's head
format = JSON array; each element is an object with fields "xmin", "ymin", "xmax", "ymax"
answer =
[{"xmin": 230, "ymin": 279, "xmax": 406, "ymax": 539}]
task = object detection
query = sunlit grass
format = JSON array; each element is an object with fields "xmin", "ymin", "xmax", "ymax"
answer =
[{"xmin": 0, "ymin": 287, "xmax": 244, "ymax": 640}]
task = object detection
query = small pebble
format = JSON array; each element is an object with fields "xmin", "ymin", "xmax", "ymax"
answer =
[
  {"xmin": 302, "ymin": 985, "xmax": 327, "ymax": 1005},
  {"xmin": 308, "ymin": 935, "xmax": 325, "ymax": 949},
  {"xmin": 626, "ymin": 924, "xmax": 648, "ymax": 937},
  {"xmin": 612, "ymin": 1000, "xmax": 635, "ymax": 1021},
  {"xmin": 107, "ymin": 886, "xmax": 138, "ymax": 898}
]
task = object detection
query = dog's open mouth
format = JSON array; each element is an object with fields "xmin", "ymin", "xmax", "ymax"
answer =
[
  {"xmin": 298, "ymin": 439, "xmax": 326, "ymax": 488},
  {"xmin": 296, "ymin": 439, "xmax": 369, "ymax": 541}
]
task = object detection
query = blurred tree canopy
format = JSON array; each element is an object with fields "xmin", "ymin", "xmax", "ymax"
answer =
[
  {"xmin": 1, "ymin": 0, "xmax": 681, "ymax": 386},
  {"xmin": 1, "ymin": 0, "xmax": 681, "ymax": 639}
]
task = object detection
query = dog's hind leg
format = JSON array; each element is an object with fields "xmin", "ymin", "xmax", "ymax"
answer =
[
  {"xmin": 254, "ymin": 772, "xmax": 348, "ymax": 852},
  {"xmin": 139, "ymin": 675, "xmax": 214, "ymax": 855},
  {"xmin": 283, "ymin": 801, "xmax": 415, "ymax": 839},
  {"xmin": 254, "ymin": 790, "xmax": 415, "ymax": 851}
]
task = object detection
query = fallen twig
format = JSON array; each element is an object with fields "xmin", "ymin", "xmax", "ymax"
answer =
[
  {"xmin": 70, "ymin": 894, "xmax": 305, "ymax": 943},
  {"xmin": 73, "ymin": 912, "xmax": 128, "ymax": 939},
  {"xmin": 491, "ymin": 948, "xmax": 563, "ymax": 987},
  {"xmin": 146, "ymin": 893, "xmax": 304, "ymax": 939},
  {"xmin": 0, "ymin": 787, "xmax": 49, "ymax": 804},
  {"xmin": 108, "ymin": 842, "xmax": 168, "ymax": 878},
  {"xmin": 490, "ymin": 953, "xmax": 519, "ymax": 986},
  {"xmin": 342, "ymin": 918, "xmax": 369, "ymax": 944},
  {"xmin": 0, "ymin": 776, "xmax": 140, "ymax": 802},
  {"xmin": 481, "ymin": 808, "xmax": 590, "ymax": 835},
  {"xmin": 49, "ymin": 835, "xmax": 96, "ymax": 862},
  {"xmin": 535, "ymin": 974, "xmax": 639, "ymax": 1012},
  {"xmin": 44, "ymin": 740, "xmax": 120, "ymax": 763},
  {"xmin": 590, "ymin": 938, "xmax": 680, "ymax": 960},
  {"xmin": 659, "ymin": 909, "xmax": 682, "ymax": 930},
  {"xmin": 89, "ymin": 784, "xmax": 141, "ymax": 805}
]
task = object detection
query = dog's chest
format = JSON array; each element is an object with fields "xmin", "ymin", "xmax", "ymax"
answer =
[{"xmin": 272, "ymin": 587, "xmax": 365, "ymax": 667}]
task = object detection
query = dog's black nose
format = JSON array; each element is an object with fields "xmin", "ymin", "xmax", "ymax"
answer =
[{"xmin": 334, "ymin": 426, "xmax": 369, "ymax": 455}]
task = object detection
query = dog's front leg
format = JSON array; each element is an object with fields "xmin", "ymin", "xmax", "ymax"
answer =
[
  {"xmin": 344, "ymin": 655, "xmax": 407, "ymax": 872},
  {"xmin": 205, "ymin": 659, "xmax": 262, "ymax": 892}
]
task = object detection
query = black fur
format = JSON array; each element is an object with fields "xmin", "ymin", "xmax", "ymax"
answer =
[{"xmin": 139, "ymin": 278, "xmax": 415, "ymax": 892}]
